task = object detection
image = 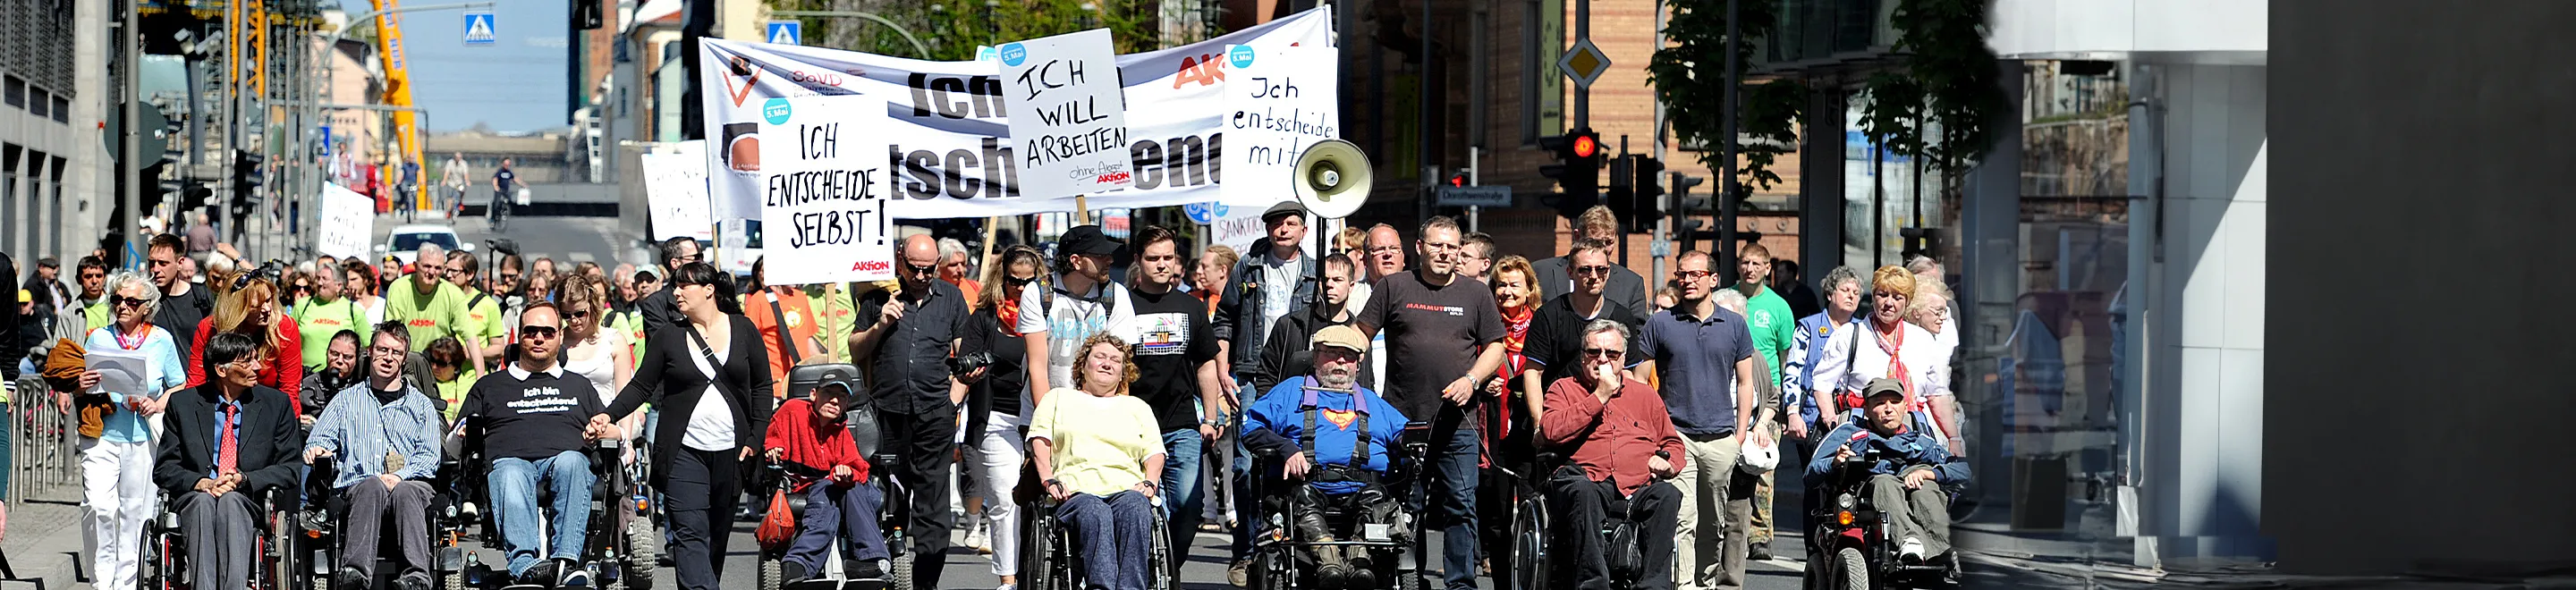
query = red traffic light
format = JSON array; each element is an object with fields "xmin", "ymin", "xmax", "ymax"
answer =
[
  {"xmin": 1448, "ymin": 171, "xmax": 1469, "ymax": 187},
  {"xmin": 1572, "ymin": 134, "xmax": 1599, "ymax": 158}
]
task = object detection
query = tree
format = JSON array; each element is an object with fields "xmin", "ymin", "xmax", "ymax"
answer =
[{"xmin": 1648, "ymin": 0, "xmax": 1801, "ymax": 192}]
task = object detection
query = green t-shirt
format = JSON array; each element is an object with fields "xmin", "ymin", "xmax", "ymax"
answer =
[
  {"xmin": 805, "ymin": 284, "xmax": 860, "ymax": 364},
  {"xmin": 1742, "ymin": 284, "xmax": 1798, "ymax": 387},
  {"xmin": 293, "ymin": 297, "xmax": 373, "ymax": 368},
  {"xmin": 462, "ymin": 288, "xmax": 507, "ymax": 344},
  {"xmin": 81, "ymin": 299, "xmax": 112, "ymax": 333},
  {"xmin": 384, "ymin": 275, "xmax": 475, "ymax": 351}
]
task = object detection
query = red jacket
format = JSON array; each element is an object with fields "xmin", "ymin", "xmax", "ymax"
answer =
[
  {"xmin": 184, "ymin": 316, "xmax": 306, "ymax": 415},
  {"xmin": 763, "ymin": 399, "xmax": 872, "ymax": 490},
  {"xmin": 1540, "ymin": 375, "xmax": 1687, "ymax": 496}
]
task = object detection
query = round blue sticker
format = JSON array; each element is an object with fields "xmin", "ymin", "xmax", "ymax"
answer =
[
  {"xmin": 761, "ymin": 97, "xmax": 793, "ymax": 125},
  {"xmin": 1183, "ymin": 202, "xmax": 1229, "ymax": 225},
  {"xmin": 1227, "ymin": 45, "xmax": 1257, "ymax": 69},
  {"xmin": 998, "ymin": 43, "xmax": 1029, "ymax": 67}
]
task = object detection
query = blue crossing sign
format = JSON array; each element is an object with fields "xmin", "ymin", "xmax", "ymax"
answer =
[
  {"xmin": 462, "ymin": 11, "xmax": 496, "ymax": 46},
  {"xmin": 766, "ymin": 21, "xmax": 801, "ymax": 46}
]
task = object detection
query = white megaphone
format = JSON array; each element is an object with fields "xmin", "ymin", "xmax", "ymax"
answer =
[{"xmin": 1291, "ymin": 139, "xmax": 1372, "ymax": 220}]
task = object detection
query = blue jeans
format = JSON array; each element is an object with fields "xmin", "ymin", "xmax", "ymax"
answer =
[
  {"xmin": 1230, "ymin": 434, "xmax": 1255, "ymax": 560},
  {"xmin": 1059, "ymin": 491, "xmax": 1155, "ymax": 590},
  {"xmin": 1411, "ymin": 407, "xmax": 1481, "ymax": 590},
  {"xmin": 489, "ymin": 451, "xmax": 595, "ymax": 576},
  {"xmin": 785, "ymin": 481, "xmax": 892, "ymax": 576},
  {"xmin": 1157, "ymin": 429, "xmax": 1205, "ymax": 555}
]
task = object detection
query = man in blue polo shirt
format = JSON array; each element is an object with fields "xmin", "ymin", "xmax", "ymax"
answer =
[{"xmin": 1637, "ymin": 250, "xmax": 1771, "ymax": 590}]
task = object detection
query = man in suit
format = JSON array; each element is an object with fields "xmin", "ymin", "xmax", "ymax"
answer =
[
  {"xmin": 1531, "ymin": 206, "xmax": 1649, "ymax": 319},
  {"xmin": 638, "ymin": 236, "xmax": 701, "ymax": 334},
  {"xmin": 156, "ymin": 333, "xmax": 307, "ymax": 590}
]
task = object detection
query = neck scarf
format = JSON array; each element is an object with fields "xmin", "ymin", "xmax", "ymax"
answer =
[{"xmin": 1873, "ymin": 319, "xmax": 1919, "ymax": 410}]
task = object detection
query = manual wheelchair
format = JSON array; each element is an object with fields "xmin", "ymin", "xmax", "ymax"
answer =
[
  {"xmin": 1503, "ymin": 451, "xmax": 1677, "ymax": 590},
  {"xmin": 140, "ymin": 487, "xmax": 301, "ymax": 590},
  {"xmin": 756, "ymin": 363, "xmax": 905, "ymax": 590},
  {"xmin": 451, "ymin": 417, "xmax": 657, "ymax": 590},
  {"xmin": 1241, "ymin": 417, "xmax": 1435, "ymax": 590}
]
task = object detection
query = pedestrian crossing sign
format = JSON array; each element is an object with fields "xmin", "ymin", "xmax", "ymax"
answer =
[
  {"xmin": 767, "ymin": 21, "xmax": 801, "ymax": 46},
  {"xmin": 463, "ymin": 11, "xmax": 496, "ymax": 46}
]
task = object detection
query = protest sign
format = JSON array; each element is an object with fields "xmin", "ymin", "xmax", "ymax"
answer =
[
  {"xmin": 1219, "ymin": 44, "xmax": 1340, "ymax": 207},
  {"xmin": 757, "ymin": 95, "xmax": 897, "ymax": 285},
  {"xmin": 317, "ymin": 182, "xmax": 375, "ymax": 259},
  {"xmin": 697, "ymin": 6, "xmax": 1335, "ymax": 219},
  {"xmin": 642, "ymin": 140, "xmax": 715, "ymax": 240},
  {"xmin": 996, "ymin": 29, "xmax": 1132, "ymax": 199}
]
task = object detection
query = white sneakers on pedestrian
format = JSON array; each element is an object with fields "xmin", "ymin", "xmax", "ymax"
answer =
[
  {"xmin": 965, "ymin": 519, "xmax": 992, "ymax": 554},
  {"xmin": 1898, "ymin": 536, "xmax": 1928, "ymax": 563}
]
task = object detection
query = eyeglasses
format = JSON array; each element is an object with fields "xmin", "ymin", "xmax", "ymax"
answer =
[
  {"xmin": 499, "ymin": 272, "xmax": 521, "ymax": 282},
  {"xmin": 1582, "ymin": 347, "xmax": 1624, "ymax": 358},
  {"xmin": 519, "ymin": 326, "xmax": 561, "ymax": 340},
  {"xmin": 370, "ymin": 346, "xmax": 409, "ymax": 357},
  {"xmin": 1573, "ymin": 266, "xmax": 1612, "ymax": 277},
  {"xmin": 445, "ymin": 266, "xmax": 469, "ymax": 276},
  {"xmin": 114, "ymin": 296, "xmax": 148, "ymax": 308},
  {"xmin": 1674, "ymin": 269, "xmax": 1714, "ymax": 280}
]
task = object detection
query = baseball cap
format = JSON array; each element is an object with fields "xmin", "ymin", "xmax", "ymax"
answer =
[
  {"xmin": 1862, "ymin": 377, "xmax": 1907, "ymax": 401},
  {"xmin": 1260, "ymin": 200, "xmax": 1306, "ymax": 223},
  {"xmin": 1059, "ymin": 225, "xmax": 1126, "ymax": 257},
  {"xmin": 1309, "ymin": 324, "xmax": 1368, "ymax": 353},
  {"xmin": 14, "ymin": 289, "xmax": 29, "ymax": 304}
]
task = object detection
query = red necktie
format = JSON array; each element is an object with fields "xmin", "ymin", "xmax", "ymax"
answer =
[{"xmin": 217, "ymin": 404, "xmax": 240, "ymax": 475}]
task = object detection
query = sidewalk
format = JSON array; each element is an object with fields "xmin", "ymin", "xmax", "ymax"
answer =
[{"xmin": 0, "ymin": 490, "xmax": 88, "ymax": 590}]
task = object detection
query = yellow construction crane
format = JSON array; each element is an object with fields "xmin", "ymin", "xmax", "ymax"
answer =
[{"xmin": 369, "ymin": 0, "xmax": 428, "ymax": 212}]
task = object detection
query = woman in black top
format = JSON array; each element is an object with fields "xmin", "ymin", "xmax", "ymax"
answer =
[
  {"xmin": 957, "ymin": 245, "xmax": 1041, "ymax": 583},
  {"xmin": 602, "ymin": 262, "xmax": 773, "ymax": 590}
]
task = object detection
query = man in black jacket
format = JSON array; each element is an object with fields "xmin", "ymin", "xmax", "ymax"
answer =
[
  {"xmin": 156, "ymin": 333, "xmax": 306, "ymax": 590},
  {"xmin": 1248, "ymin": 253, "xmax": 1370, "ymax": 395},
  {"xmin": 636, "ymin": 236, "xmax": 700, "ymax": 334},
  {"xmin": 1214, "ymin": 201, "xmax": 1314, "ymax": 394},
  {"xmin": 1530, "ymin": 208, "xmax": 1648, "ymax": 319}
]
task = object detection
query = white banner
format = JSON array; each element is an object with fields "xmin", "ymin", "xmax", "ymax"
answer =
[
  {"xmin": 699, "ymin": 6, "xmax": 1335, "ymax": 220},
  {"xmin": 1219, "ymin": 44, "xmax": 1340, "ymax": 208},
  {"xmin": 317, "ymin": 182, "xmax": 374, "ymax": 259},
  {"xmin": 642, "ymin": 141, "xmax": 715, "ymax": 240},
  {"xmin": 758, "ymin": 95, "xmax": 897, "ymax": 285},
  {"xmin": 997, "ymin": 30, "xmax": 1133, "ymax": 199}
]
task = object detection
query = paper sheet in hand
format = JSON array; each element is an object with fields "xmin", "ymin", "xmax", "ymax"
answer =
[{"xmin": 87, "ymin": 347, "xmax": 150, "ymax": 397}]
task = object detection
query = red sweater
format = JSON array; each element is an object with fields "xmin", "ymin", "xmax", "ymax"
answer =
[
  {"xmin": 1540, "ymin": 375, "xmax": 1688, "ymax": 496},
  {"xmin": 763, "ymin": 399, "xmax": 872, "ymax": 490},
  {"xmin": 185, "ymin": 316, "xmax": 305, "ymax": 415}
]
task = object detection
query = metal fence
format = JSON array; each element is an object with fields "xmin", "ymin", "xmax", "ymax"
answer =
[{"xmin": 8, "ymin": 376, "xmax": 81, "ymax": 506}]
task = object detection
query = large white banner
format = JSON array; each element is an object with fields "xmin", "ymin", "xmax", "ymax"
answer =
[
  {"xmin": 699, "ymin": 6, "xmax": 1335, "ymax": 220},
  {"xmin": 758, "ymin": 95, "xmax": 897, "ymax": 285},
  {"xmin": 642, "ymin": 141, "xmax": 715, "ymax": 240},
  {"xmin": 1219, "ymin": 44, "xmax": 1340, "ymax": 208},
  {"xmin": 996, "ymin": 30, "xmax": 1134, "ymax": 199},
  {"xmin": 317, "ymin": 182, "xmax": 375, "ymax": 259}
]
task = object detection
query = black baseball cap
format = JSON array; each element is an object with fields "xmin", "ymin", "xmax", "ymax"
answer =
[
  {"xmin": 1260, "ymin": 200, "xmax": 1306, "ymax": 223},
  {"xmin": 1061, "ymin": 225, "xmax": 1126, "ymax": 257}
]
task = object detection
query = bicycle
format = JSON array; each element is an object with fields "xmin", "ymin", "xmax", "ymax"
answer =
[{"xmin": 488, "ymin": 189, "xmax": 513, "ymax": 232}]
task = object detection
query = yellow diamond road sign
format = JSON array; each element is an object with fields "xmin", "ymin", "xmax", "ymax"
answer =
[{"xmin": 1560, "ymin": 38, "xmax": 1612, "ymax": 88}]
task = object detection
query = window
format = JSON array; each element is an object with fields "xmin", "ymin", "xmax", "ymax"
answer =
[
  {"xmin": 29, "ymin": 88, "xmax": 47, "ymax": 119},
  {"xmin": 49, "ymin": 156, "xmax": 65, "ymax": 257},
  {"xmin": 4, "ymin": 76, "xmax": 21, "ymax": 109},
  {"xmin": 50, "ymin": 94, "xmax": 66, "ymax": 123},
  {"xmin": 2, "ymin": 145, "xmax": 18, "ymax": 252}
]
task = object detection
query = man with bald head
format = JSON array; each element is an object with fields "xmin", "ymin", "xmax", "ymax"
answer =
[
  {"xmin": 850, "ymin": 233, "xmax": 975, "ymax": 588},
  {"xmin": 386, "ymin": 242, "xmax": 482, "ymax": 375},
  {"xmin": 1364, "ymin": 223, "xmax": 1406, "ymax": 282}
]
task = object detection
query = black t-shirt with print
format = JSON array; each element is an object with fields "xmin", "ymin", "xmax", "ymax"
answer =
[
  {"xmin": 458, "ymin": 367, "xmax": 605, "ymax": 460},
  {"xmin": 1125, "ymin": 287, "xmax": 1219, "ymax": 433},
  {"xmin": 1355, "ymin": 271, "xmax": 1505, "ymax": 420}
]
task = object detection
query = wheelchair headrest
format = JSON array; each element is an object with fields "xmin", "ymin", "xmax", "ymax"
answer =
[{"xmin": 787, "ymin": 363, "xmax": 865, "ymax": 404}]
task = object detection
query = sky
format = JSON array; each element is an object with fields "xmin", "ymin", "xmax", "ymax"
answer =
[{"xmin": 345, "ymin": 0, "xmax": 572, "ymax": 133}]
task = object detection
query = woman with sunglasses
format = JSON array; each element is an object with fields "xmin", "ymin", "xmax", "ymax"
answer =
[
  {"xmin": 344, "ymin": 260, "xmax": 390, "ymax": 328},
  {"xmin": 423, "ymin": 336, "xmax": 477, "ymax": 422},
  {"xmin": 72, "ymin": 271, "xmax": 191, "ymax": 590},
  {"xmin": 557, "ymin": 273, "xmax": 641, "ymax": 456},
  {"xmin": 184, "ymin": 275, "xmax": 306, "ymax": 415},
  {"xmin": 295, "ymin": 264, "xmax": 374, "ymax": 375},
  {"xmin": 958, "ymin": 245, "xmax": 1042, "ymax": 581},
  {"xmin": 603, "ymin": 262, "xmax": 772, "ymax": 590}
]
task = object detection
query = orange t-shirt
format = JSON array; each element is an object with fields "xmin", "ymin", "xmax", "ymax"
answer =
[{"xmin": 742, "ymin": 288, "xmax": 822, "ymax": 399}]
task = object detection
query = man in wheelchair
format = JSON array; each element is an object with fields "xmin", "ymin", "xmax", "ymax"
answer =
[
  {"xmin": 302, "ymin": 324, "xmax": 445, "ymax": 590},
  {"xmin": 455, "ymin": 305, "xmax": 622, "ymax": 586},
  {"xmin": 1240, "ymin": 325, "xmax": 1410, "ymax": 589},
  {"xmin": 1803, "ymin": 378, "xmax": 1965, "ymax": 565},
  {"xmin": 1535, "ymin": 321, "xmax": 1685, "ymax": 590},
  {"xmin": 154, "ymin": 333, "xmax": 308, "ymax": 589},
  {"xmin": 762, "ymin": 378, "xmax": 893, "ymax": 583}
]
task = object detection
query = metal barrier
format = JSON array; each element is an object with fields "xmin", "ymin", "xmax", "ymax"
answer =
[{"xmin": 8, "ymin": 376, "xmax": 82, "ymax": 506}]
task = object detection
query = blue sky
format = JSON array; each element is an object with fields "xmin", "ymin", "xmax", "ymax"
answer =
[{"xmin": 347, "ymin": 0, "xmax": 571, "ymax": 132}]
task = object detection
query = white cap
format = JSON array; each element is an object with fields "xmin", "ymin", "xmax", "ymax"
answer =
[{"xmin": 1739, "ymin": 435, "xmax": 1779, "ymax": 475}]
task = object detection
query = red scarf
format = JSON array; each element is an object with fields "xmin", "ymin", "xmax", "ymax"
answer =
[
  {"xmin": 1481, "ymin": 303, "xmax": 1537, "ymax": 468},
  {"xmin": 1873, "ymin": 318, "xmax": 1923, "ymax": 411},
  {"xmin": 997, "ymin": 297, "xmax": 1025, "ymax": 335}
]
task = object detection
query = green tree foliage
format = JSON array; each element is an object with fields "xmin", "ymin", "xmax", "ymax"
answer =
[
  {"xmin": 766, "ymin": 0, "xmax": 1168, "ymax": 61},
  {"xmin": 1648, "ymin": 0, "xmax": 1804, "ymax": 191}
]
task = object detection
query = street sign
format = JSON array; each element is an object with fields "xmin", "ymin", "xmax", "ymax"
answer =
[
  {"xmin": 1183, "ymin": 202, "xmax": 1229, "ymax": 224},
  {"xmin": 1559, "ymin": 38, "xmax": 1610, "ymax": 88},
  {"xmin": 463, "ymin": 11, "xmax": 496, "ymax": 46},
  {"xmin": 766, "ymin": 21, "xmax": 801, "ymax": 46},
  {"xmin": 1436, "ymin": 185, "xmax": 1513, "ymax": 207}
]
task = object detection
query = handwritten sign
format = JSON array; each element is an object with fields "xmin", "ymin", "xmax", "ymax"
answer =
[
  {"xmin": 996, "ymin": 29, "xmax": 1133, "ymax": 200},
  {"xmin": 642, "ymin": 140, "xmax": 714, "ymax": 240},
  {"xmin": 758, "ymin": 95, "xmax": 895, "ymax": 285},
  {"xmin": 317, "ymin": 182, "xmax": 375, "ymax": 259},
  {"xmin": 1219, "ymin": 44, "xmax": 1339, "ymax": 208}
]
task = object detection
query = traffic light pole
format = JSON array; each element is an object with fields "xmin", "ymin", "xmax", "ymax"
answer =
[
  {"xmin": 1651, "ymin": 0, "xmax": 1668, "ymax": 283},
  {"xmin": 1717, "ymin": 0, "xmax": 1741, "ymax": 274},
  {"xmin": 123, "ymin": 0, "xmax": 142, "ymax": 268}
]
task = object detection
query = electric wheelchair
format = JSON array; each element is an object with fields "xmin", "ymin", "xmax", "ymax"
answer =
[
  {"xmin": 451, "ymin": 417, "xmax": 655, "ymax": 590},
  {"xmin": 1241, "ymin": 416, "xmax": 1435, "ymax": 590},
  {"xmin": 294, "ymin": 455, "xmax": 471, "ymax": 590},
  {"xmin": 756, "ymin": 364, "xmax": 903, "ymax": 590},
  {"xmin": 1801, "ymin": 424, "xmax": 1962, "ymax": 590}
]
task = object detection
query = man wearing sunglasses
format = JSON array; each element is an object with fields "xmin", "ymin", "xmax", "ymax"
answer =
[
  {"xmin": 457, "ymin": 304, "xmax": 621, "ymax": 586},
  {"xmin": 1637, "ymin": 250, "xmax": 1771, "ymax": 590},
  {"xmin": 1520, "ymin": 239, "xmax": 1647, "ymax": 420},
  {"xmin": 1530, "ymin": 206, "xmax": 1649, "ymax": 320},
  {"xmin": 637, "ymin": 236, "xmax": 702, "ymax": 334},
  {"xmin": 1538, "ymin": 319, "xmax": 1686, "ymax": 590},
  {"xmin": 850, "ymin": 233, "xmax": 977, "ymax": 590}
]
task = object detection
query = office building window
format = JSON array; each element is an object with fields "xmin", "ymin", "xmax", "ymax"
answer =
[
  {"xmin": 4, "ymin": 77, "xmax": 21, "ymax": 109},
  {"xmin": 49, "ymin": 156, "xmax": 65, "ymax": 257},
  {"xmin": 50, "ymin": 94, "xmax": 66, "ymax": 123},
  {"xmin": 3, "ymin": 145, "xmax": 19, "ymax": 252},
  {"xmin": 29, "ymin": 88, "xmax": 47, "ymax": 119}
]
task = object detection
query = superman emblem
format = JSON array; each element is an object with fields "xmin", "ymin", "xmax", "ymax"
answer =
[{"xmin": 1320, "ymin": 409, "xmax": 1358, "ymax": 428}]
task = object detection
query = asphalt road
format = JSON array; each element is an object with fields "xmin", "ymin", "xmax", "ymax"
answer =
[{"xmin": 372, "ymin": 213, "xmax": 648, "ymax": 274}]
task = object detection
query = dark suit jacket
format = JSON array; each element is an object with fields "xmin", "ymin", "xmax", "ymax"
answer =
[
  {"xmin": 156, "ymin": 384, "xmax": 306, "ymax": 496},
  {"xmin": 1531, "ymin": 255, "xmax": 1649, "ymax": 320},
  {"xmin": 608, "ymin": 314, "xmax": 775, "ymax": 489},
  {"xmin": 637, "ymin": 289, "xmax": 682, "ymax": 335}
]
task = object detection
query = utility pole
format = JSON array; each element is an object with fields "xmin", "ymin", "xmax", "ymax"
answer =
[
  {"xmin": 1418, "ymin": 0, "xmax": 1434, "ymax": 223},
  {"xmin": 122, "ymin": 0, "xmax": 142, "ymax": 268},
  {"xmin": 1574, "ymin": 0, "xmax": 1589, "ymax": 130},
  {"xmin": 1717, "ymin": 0, "xmax": 1740, "ymax": 274}
]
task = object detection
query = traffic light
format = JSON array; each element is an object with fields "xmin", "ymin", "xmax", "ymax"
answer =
[
  {"xmin": 1629, "ymin": 156, "xmax": 1665, "ymax": 233},
  {"xmin": 574, "ymin": 0, "xmax": 606, "ymax": 30},
  {"xmin": 231, "ymin": 151, "xmax": 265, "ymax": 222},
  {"xmin": 1537, "ymin": 128, "xmax": 1604, "ymax": 219},
  {"xmin": 1446, "ymin": 170, "xmax": 1470, "ymax": 188},
  {"xmin": 1606, "ymin": 155, "xmax": 1635, "ymax": 231}
]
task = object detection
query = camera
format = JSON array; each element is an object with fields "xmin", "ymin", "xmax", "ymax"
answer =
[{"xmin": 949, "ymin": 350, "xmax": 996, "ymax": 382}]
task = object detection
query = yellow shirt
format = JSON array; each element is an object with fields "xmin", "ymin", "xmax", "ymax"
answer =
[{"xmin": 1026, "ymin": 388, "xmax": 1165, "ymax": 496}]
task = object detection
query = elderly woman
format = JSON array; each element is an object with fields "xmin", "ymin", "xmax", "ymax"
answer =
[
  {"xmin": 1028, "ymin": 332, "xmax": 1166, "ymax": 590},
  {"xmin": 1906, "ymin": 284, "xmax": 1950, "ymax": 341},
  {"xmin": 1808, "ymin": 266, "xmax": 1961, "ymax": 451},
  {"xmin": 73, "ymin": 271, "xmax": 191, "ymax": 590},
  {"xmin": 185, "ymin": 274, "xmax": 305, "ymax": 414}
]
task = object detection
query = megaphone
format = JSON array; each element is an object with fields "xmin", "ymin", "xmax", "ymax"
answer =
[{"xmin": 1292, "ymin": 139, "xmax": 1372, "ymax": 219}]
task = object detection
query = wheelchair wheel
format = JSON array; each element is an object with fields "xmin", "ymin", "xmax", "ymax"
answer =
[
  {"xmin": 623, "ymin": 516, "xmax": 658, "ymax": 590},
  {"xmin": 1147, "ymin": 508, "xmax": 1174, "ymax": 590},
  {"xmin": 759, "ymin": 557, "xmax": 785, "ymax": 590},
  {"xmin": 888, "ymin": 555, "xmax": 915, "ymax": 590},
  {"xmin": 1508, "ymin": 495, "xmax": 1547, "ymax": 590},
  {"xmin": 1834, "ymin": 547, "xmax": 1869, "ymax": 590}
]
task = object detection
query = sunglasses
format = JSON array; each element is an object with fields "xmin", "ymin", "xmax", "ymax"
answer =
[
  {"xmin": 1574, "ymin": 266, "xmax": 1612, "ymax": 277},
  {"xmin": 519, "ymin": 326, "xmax": 560, "ymax": 340},
  {"xmin": 114, "ymin": 296, "xmax": 148, "ymax": 308},
  {"xmin": 904, "ymin": 261, "xmax": 938, "ymax": 276},
  {"xmin": 1582, "ymin": 347, "xmax": 1624, "ymax": 358},
  {"xmin": 1005, "ymin": 275, "xmax": 1038, "ymax": 287},
  {"xmin": 1674, "ymin": 269, "xmax": 1713, "ymax": 280}
]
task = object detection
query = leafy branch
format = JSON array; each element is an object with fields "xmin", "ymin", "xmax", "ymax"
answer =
[{"xmin": 1648, "ymin": 0, "xmax": 1804, "ymax": 192}]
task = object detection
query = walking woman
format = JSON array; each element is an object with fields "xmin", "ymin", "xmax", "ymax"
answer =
[
  {"xmin": 605, "ymin": 262, "xmax": 773, "ymax": 590},
  {"xmin": 343, "ymin": 260, "xmax": 389, "ymax": 327},
  {"xmin": 960, "ymin": 245, "xmax": 1041, "ymax": 586},
  {"xmin": 293, "ymin": 264, "xmax": 372, "ymax": 373},
  {"xmin": 184, "ymin": 274, "xmax": 305, "ymax": 415},
  {"xmin": 558, "ymin": 273, "xmax": 641, "ymax": 459},
  {"xmin": 1028, "ymin": 332, "xmax": 1166, "ymax": 590},
  {"xmin": 74, "ymin": 271, "xmax": 189, "ymax": 589}
]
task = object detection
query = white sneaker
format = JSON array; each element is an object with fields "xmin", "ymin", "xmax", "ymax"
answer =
[
  {"xmin": 964, "ymin": 521, "xmax": 991, "ymax": 554},
  {"xmin": 1898, "ymin": 537, "xmax": 1927, "ymax": 563}
]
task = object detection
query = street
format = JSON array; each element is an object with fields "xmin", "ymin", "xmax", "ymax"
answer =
[{"xmin": 370, "ymin": 214, "xmax": 645, "ymax": 272}]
